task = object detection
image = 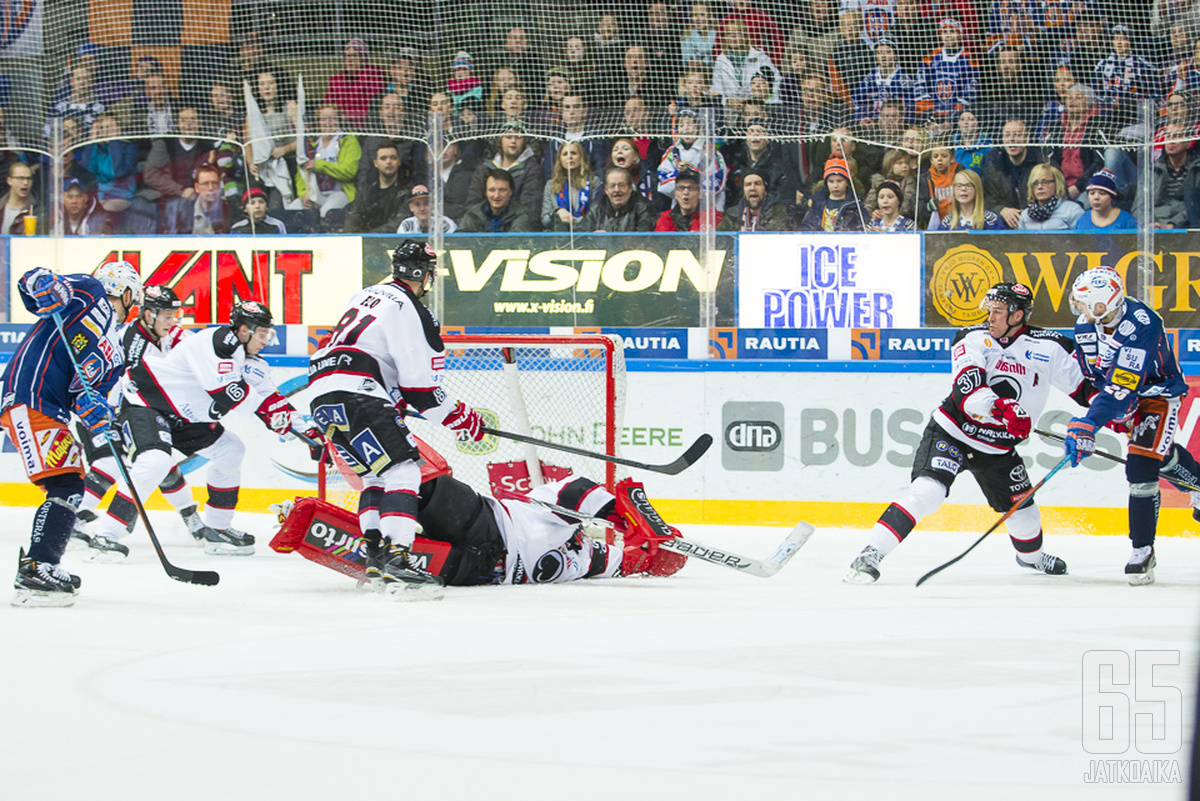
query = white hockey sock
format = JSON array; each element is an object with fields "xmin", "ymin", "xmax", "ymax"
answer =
[
  {"xmin": 864, "ymin": 476, "xmax": 947, "ymax": 557},
  {"xmin": 1006, "ymin": 504, "xmax": 1044, "ymax": 563}
]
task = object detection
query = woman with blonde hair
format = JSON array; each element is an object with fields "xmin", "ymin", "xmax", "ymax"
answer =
[
  {"xmin": 938, "ymin": 169, "xmax": 1005, "ymax": 230},
  {"xmin": 542, "ymin": 139, "xmax": 595, "ymax": 230},
  {"xmin": 1017, "ymin": 163, "xmax": 1083, "ymax": 229}
]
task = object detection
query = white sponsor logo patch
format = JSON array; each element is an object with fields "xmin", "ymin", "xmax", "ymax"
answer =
[
  {"xmin": 1117, "ymin": 347, "xmax": 1146, "ymax": 372},
  {"xmin": 932, "ymin": 456, "xmax": 961, "ymax": 475},
  {"xmin": 1134, "ymin": 309, "xmax": 1151, "ymax": 325},
  {"xmin": 1117, "ymin": 320, "xmax": 1136, "ymax": 337}
]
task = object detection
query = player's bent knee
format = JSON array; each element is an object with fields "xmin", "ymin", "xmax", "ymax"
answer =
[{"xmin": 38, "ymin": 472, "xmax": 84, "ymax": 507}]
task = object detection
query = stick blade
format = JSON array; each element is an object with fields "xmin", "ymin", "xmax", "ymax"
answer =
[
  {"xmin": 754, "ymin": 521, "xmax": 815, "ymax": 577},
  {"xmin": 168, "ymin": 567, "xmax": 221, "ymax": 586},
  {"xmin": 657, "ymin": 433, "xmax": 714, "ymax": 475}
]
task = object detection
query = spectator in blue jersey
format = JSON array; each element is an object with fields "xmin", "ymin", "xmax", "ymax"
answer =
[
  {"xmin": 1095, "ymin": 24, "xmax": 1161, "ymax": 129},
  {"xmin": 852, "ymin": 39, "xmax": 915, "ymax": 128},
  {"xmin": 914, "ymin": 18, "xmax": 978, "ymax": 133},
  {"xmin": 2, "ymin": 261, "xmax": 142, "ymax": 606},
  {"xmin": 1074, "ymin": 169, "xmax": 1137, "ymax": 231},
  {"xmin": 937, "ymin": 169, "xmax": 1004, "ymax": 229},
  {"xmin": 952, "ymin": 109, "xmax": 991, "ymax": 173},
  {"xmin": 681, "ymin": 1, "xmax": 718, "ymax": 69}
]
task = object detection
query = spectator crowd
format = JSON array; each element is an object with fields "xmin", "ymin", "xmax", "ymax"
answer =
[{"xmin": 3, "ymin": 0, "xmax": 1199, "ymax": 236}]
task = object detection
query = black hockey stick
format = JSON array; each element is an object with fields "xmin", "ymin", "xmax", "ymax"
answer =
[
  {"xmin": 53, "ymin": 313, "xmax": 219, "ymax": 587},
  {"xmin": 497, "ymin": 489, "xmax": 814, "ymax": 577},
  {"xmin": 915, "ymin": 454, "xmax": 1071, "ymax": 588},
  {"xmin": 481, "ymin": 427, "xmax": 713, "ymax": 476},
  {"xmin": 1034, "ymin": 428, "xmax": 1200, "ymax": 493}
]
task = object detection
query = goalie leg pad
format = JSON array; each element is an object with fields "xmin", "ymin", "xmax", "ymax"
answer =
[{"xmin": 418, "ymin": 476, "xmax": 506, "ymax": 586}]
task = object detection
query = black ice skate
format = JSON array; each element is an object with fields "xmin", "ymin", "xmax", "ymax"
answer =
[
  {"xmin": 1016, "ymin": 552, "xmax": 1067, "ymax": 575},
  {"xmin": 367, "ymin": 539, "xmax": 444, "ymax": 601},
  {"xmin": 85, "ymin": 534, "xmax": 130, "ymax": 563},
  {"xmin": 180, "ymin": 504, "xmax": 218, "ymax": 542},
  {"xmin": 843, "ymin": 546, "xmax": 884, "ymax": 584},
  {"xmin": 12, "ymin": 548, "xmax": 80, "ymax": 608},
  {"xmin": 1125, "ymin": 545, "xmax": 1156, "ymax": 586},
  {"xmin": 202, "ymin": 526, "xmax": 255, "ymax": 556}
]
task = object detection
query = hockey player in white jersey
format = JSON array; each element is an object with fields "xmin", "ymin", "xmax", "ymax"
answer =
[
  {"xmin": 70, "ymin": 285, "xmax": 216, "ymax": 561},
  {"xmin": 845, "ymin": 282, "xmax": 1095, "ymax": 583},
  {"xmin": 308, "ymin": 240, "xmax": 487, "ymax": 593},
  {"xmin": 91, "ymin": 299, "xmax": 324, "ymax": 555}
]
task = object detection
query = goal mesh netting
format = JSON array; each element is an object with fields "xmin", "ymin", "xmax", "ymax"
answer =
[{"xmin": 0, "ymin": 1, "xmax": 1187, "ymax": 234}]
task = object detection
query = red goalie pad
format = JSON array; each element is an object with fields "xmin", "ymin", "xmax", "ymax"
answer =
[{"xmin": 269, "ymin": 496, "xmax": 451, "ymax": 580}]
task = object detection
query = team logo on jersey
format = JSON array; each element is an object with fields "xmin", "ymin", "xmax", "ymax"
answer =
[
  {"xmin": 431, "ymin": 356, "xmax": 444, "ymax": 371},
  {"xmin": 71, "ymin": 332, "xmax": 89, "ymax": 352},
  {"xmin": 1117, "ymin": 320, "xmax": 1136, "ymax": 337},
  {"xmin": 532, "ymin": 550, "xmax": 565, "ymax": 583},
  {"xmin": 1134, "ymin": 309, "xmax": 1151, "ymax": 325},
  {"xmin": 350, "ymin": 428, "xmax": 392, "ymax": 473},
  {"xmin": 1112, "ymin": 369, "xmax": 1140, "ymax": 390}
]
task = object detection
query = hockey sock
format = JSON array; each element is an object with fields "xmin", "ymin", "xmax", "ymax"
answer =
[
  {"xmin": 80, "ymin": 463, "xmax": 116, "ymax": 515},
  {"xmin": 1128, "ymin": 483, "xmax": 1160, "ymax": 549},
  {"xmin": 205, "ymin": 485, "xmax": 239, "ymax": 530},
  {"xmin": 30, "ymin": 473, "xmax": 84, "ymax": 564},
  {"xmin": 865, "ymin": 504, "xmax": 915, "ymax": 556},
  {"xmin": 1006, "ymin": 504, "xmax": 1044, "ymax": 563},
  {"xmin": 103, "ymin": 492, "xmax": 139, "ymax": 536},
  {"xmin": 379, "ymin": 489, "xmax": 419, "ymax": 549},
  {"xmin": 159, "ymin": 466, "xmax": 195, "ymax": 512},
  {"xmin": 359, "ymin": 486, "xmax": 383, "ymax": 535}
]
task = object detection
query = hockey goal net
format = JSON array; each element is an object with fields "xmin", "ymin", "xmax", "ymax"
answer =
[{"xmin": 321, "ymin": 333, "xmax": 626, "ymax": 511}]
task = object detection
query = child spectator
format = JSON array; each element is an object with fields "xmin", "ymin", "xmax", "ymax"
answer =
[
  {"xmin": 937, "ymin": 169, "xmax": 1004, "ymax": 229},
  {"xmin": 917, "ymin": 142, "xmax": 959, "ymax": 228},
  {"xmin": 800, "ymin": 156, "xmax": 867, "ymax": 230},
  {"xmin": 866, "ymin": 178, "xmax": 915, "ymax": 231},
  {"xmin": 867, "ymin": 147, "xmax": 917, "ymax": 217},
  {"xmin": 231, "ymin": 186, "xmax": 287, "ymax": 234},
  {"xmin": 1074, "ymin": 168, "xmax": 1137, "ymax": 231},
  {"xmin": 448, "ymin": 51, "xmax": 483, "ymax": 115},
  {"xmin": 657, "ymin": 108, "xmax": 728, "ymax": 210},
  {"xmin": 952, "ymin": 109, "xmax": 991, "ymax": 173}
]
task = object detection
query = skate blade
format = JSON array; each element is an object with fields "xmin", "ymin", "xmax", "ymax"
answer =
[
  {"xmin": 382, "ymin": 581, "xmax": 445, "ymax": 602},
  {"xmin": 203, "ymin": 543, "xmax": 256, "ymax": 556},
  {"xmin": 11, "ymin": 589, "xmax": 76, "ymax": 608},
  {"xmin": 1127, "ymin": 569, "xmax": 1156, "ymax": 586},
  {"xmin": 84, "ymin": 549, "xmax": 128, "ymax": 564},
  {"xmin": 842, "ymin": 569, "xmax": 879, "ymax": 585}
]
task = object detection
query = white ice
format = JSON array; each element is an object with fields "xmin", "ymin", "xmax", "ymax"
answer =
[{"xmin": 1, "ymin": 508, "xmax": 1196, "ymax": 801}]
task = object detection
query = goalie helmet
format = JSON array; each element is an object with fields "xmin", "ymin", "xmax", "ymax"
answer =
[
  {"xmin": 141, "ymin": 284, "xmax": 182, "ymax": 313},
  {"xmin": 1070, "ymin": 268, "xmax": 1125, "ymax": 324},
  {"xmin": 229, "ymin": 299, "xmax": 273, "ymax": 332},
  {"xmin": 981, "ymin": 282, "xmax": 1033, "ymax": 318},
  {"xmin": 93, "ymin": 260, "xmax": 143, "ymax": 305},
  {"xmin": 391, "ymin": 240, "xmax": 437, "ymax": 291}
]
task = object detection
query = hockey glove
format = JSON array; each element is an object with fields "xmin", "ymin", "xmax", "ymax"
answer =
[
  {"xmin": 255, "ymin": 392, "xmax": 299, "ymax": 436},
  {"xmin": 442, "ymin": 401, "xmax": 484, "ymax": 442},
  {"xmin": 992, "ymin": 398, "xmax": 1031, "ymax": 439},
  {"xmin": 74, "ymin": 395, "xmax": 112, "ymax": 435},
  {"xmin": 26, "ymin": 268, "xmax": 73, "ymax": 318},
  {"xmin": 292, "ymin": 420, "xmax": 327, "ymax": 462},
  {"xmin": 1064, "ymin": 417, "xmax": 1099, "ymax": 467}
]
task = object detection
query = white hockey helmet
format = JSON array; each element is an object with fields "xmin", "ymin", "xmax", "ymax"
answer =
[
  {"xmin": 94, "ymin": 259, "xmax": 143, "ymax": 306},
  {"xmin": 1070, "ymin": 267, "xmax": 1124, "ymax": 324}
]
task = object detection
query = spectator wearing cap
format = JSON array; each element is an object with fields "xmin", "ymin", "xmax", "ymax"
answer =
[
  {"xmin": 718, "ymin": 169, "xmax": 787, "ymax": 230},
  {"xmin": 62, "ymin": 177, "xmax": 106, "ymax": 235},
  {"xmin": 913, "ymin": 18, "xmax": 978, "ymax": 132},
  {"xmin": 468, "ymin": 121, "xmax": 544, "ymax": 221},
  {"xmin": 231, "ymin": 187, "xmax": 287, "ymax": 234},
  {"xmin": 448, "ymin": 51, "xmax": 483, "ymax": 116},
  {"xmin": 654, "ymin": 167, "xmax": 724, "ymax": 230},
  {"xmin": 324, "ymin": 38, "xmax": 385, "ymax": 128},
  {"xmin": 799, "ymin": 157, "xmax": 866, "ymax": 230},
  {"xmin": 135, "ymin": 106, "xmax": 218, "ymax": 234},
  {"xmin": 580, "ymin": 166, "xmax": 655, "ymax": 232},
  {"xmin": 1075, "ymin": 168, "xmax": 1137, "ymax": 231},
  {"xmin": 727, "ymin": 117, "xmax": 797, "ymax": 207},
  {"xmin": 1095, "ymin": 24, "xmax": 1160, "ymax": 129},
  {"xmin": 1136, "ymin": 123, "xmax": 1200, "ymax": 229},
  {"xmin": 397, "ymin": 184, "xmax": 458, "ymax": 234},
  {"xmin": 866, "ymin": 178, "xmax": 915, "ymax": 231},
  {"xmin": 710, "ymin": 20, "xmax": 781, "ymax": 112},
  {"xmin": 344, "ymin": 139, "xmax": 409, "ymax": 233},
  {"xmin": 852, "ymin": 39, "xmax": 915, "ymax": 129},
  {"xmin": 458, "ymin": 167, "xmax": 539, "ymax": 232},
  {"xmin": 657, "ymin": 108, "xmax": 728, "ymax": 210},
  {"xmin": 357, "ymin": 92, "xmax": 427, "ymax": 190}
]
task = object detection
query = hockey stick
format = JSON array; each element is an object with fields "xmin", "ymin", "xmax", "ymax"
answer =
[
  {"xmin": 481, "ymin": 427, "xmax": 713, "ymax": 476},
  {"xmin": 497, "ymin": 489, "xmax": 814, "ymax": 577},
  {"xmin": 1034, "ymin": 427, "xmax": 1200, "ymax": 493},
  {"xmin": 52, "ymin": 313, "xmax": 219, "ymax": 587},
  {"xmin": 915, "ymin": 454, "xmax": 1072, "ymax": 588}
]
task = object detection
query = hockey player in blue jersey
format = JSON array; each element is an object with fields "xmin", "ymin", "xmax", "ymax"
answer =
[
  {"xmin": 0, "ymin": 261, "xmax": 142, "ymax": 606},
  {"xmin": 1063, "ymin": 267, "xmax": 1200, "ymax": 585}
]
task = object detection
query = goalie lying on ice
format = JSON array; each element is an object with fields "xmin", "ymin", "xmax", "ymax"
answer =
[{"xmin": 272, "ymin": 475, "xmax": 688, "ymax": 587}]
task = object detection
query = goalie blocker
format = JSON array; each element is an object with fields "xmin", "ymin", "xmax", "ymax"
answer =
[{"xmin": 271, "ymin": 474, "xmax": 687, "ymax": 587}]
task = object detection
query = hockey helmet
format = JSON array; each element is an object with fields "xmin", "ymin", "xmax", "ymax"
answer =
[
  {"xmin": 94, "ymin": 259, "xmax": 143, "ymax": 305},
  {"xmin": 1070, "ymin": 267, "xmax": 1125, "ymax": 324},
  {"xmin": 141, "ymin": 284, "xmax": 182, "ymax": 313},
  {"xmin": 981, "ymin": 282, "xmax": 1033, "ymax": 318},
  {"xmin": 229, "ymin": 298, "xmax": 274, "ymax": 333},
  {"xmin": 391, "ymin": 240, "xmax": 437, "ymax": 291}
]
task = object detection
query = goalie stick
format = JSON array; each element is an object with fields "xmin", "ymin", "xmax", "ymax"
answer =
[
  {"xmin": 495, "ymin": 488, "xmax": 813, "ymax": 577},
  {"xmin": 1034, "ymin": 428, "xmax": 1200, "ymax": 493},
  {"xmin": 52, "ymin": 313, "xmax": 219, "ymax": 587},
  {"xmin": 915, "ymin": 454, "xmax": 1071, "ymax": 588},
  {"xmin": 481, "ymin": 427, "xmax": 713, "ymax": 476}
]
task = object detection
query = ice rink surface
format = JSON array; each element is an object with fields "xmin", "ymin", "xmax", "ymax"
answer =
[{"xmin": 1, "ymin": 508, "xmax": 1197, "ymax": 801}]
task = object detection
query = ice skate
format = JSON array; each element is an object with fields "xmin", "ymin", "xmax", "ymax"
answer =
[
  {"xmin": 202, "ymin": 526, "xmax": 255, "ymax": 556},
  {"xmin": 12, "ymin": 548, "xmax": 79, "ymax": 607},
  {"xmin": 85, "ymin": 533, "xmax": 130, "ymax": 563},
  {"xmin": 180, "ymin": 504, "xmax": 218, "ymax": 542},
  {"xmin": 1016, "ymin": 552, "xmax": 1067, "ymax": 575},
  {"xmin": 844, "ymin": 546, "xmax": 884, "ymax": 584},
  {"xmin": 1125, "ymin": 545, "xmax": 1155, "ymax": 586},
  {"xmin": 67, "ymin": 509, "xmax": 98, "ymax": 552},
  {"xmin": 366, "ymin": 539, "xmax": 444, "ymax": 601}
]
